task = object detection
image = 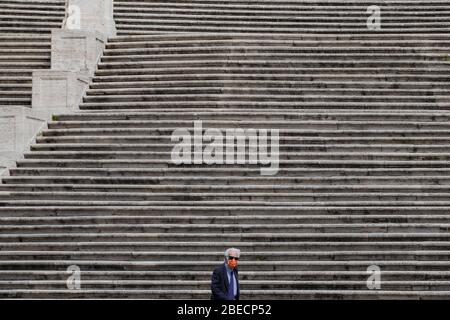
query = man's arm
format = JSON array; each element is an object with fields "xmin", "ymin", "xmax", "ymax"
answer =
[{"xmin": 211, "ymin": 268, "xmax": 228, "ymax": 300}]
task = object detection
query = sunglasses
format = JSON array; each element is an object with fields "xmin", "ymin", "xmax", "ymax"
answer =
[{"xmin": 228, "ymin": 256, "xmax": 239, "ymax": 261}]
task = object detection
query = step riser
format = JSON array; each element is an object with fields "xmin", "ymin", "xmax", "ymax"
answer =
[
  {"xmin": 46, "ymin": 123, "xmax": 450, "ymax": 130},
  {"xmin": 0, "ymin": 253, "xmax": 449, "ymax": 262},
  {"xmin": 1, "ymin": 291, "xmax": 448, "ymax": 300},
  {"xmin": 1, "ymin": 273, "xmax": 449, "ymax": 281},
  {"xmin": 1, "ymin": 243, "xmax": 448, "ymax": 251},
  {"xmin": 1, "ymin": 283, "xmax": 449, "ymax": 291},
  {"xmin": 35, "ymin": 137, "xmax": 450, "ymax": 144},
  {"xmin": 18, "ymin": 154, "xmax": 450, "ymax": 162},
  {"xmin": 3, "ymin": 186, "xmax": 450, "ymax": 194},
  {"xmin": 2, "ymin": 195, "xmax": 450, "ymax": 202},
  {"xmin": 0, "ymin": 207, "xmax": 447, "ymax": 217},
  {"xmin": 0, "ymin": 235, "xmax": 448, "ymax": 242},
  {"xmin": 0, "ymin": 226, "xmax": 448, "ymax": 233},
  {"xmin": 6, "ymin": 178, "xmax": 450, "ymax": 186},
  {"xmin": 0, "ymin": 264, "xmax": 448, "ymax": 272},
  {"xmin": 10, "ymin": 169, "xmax": 450, "ymax": 178},
  {"xmin": 13, "ymin": 163, "xmax": 450, "ymax": 170}
]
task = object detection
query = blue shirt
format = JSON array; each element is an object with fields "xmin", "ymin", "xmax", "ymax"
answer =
[{"xmin": 225, "ymin": 263, "xmax": 238, "ymax": 298}]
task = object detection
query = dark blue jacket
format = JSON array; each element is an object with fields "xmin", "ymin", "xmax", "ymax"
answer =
[{"xmin": 211, "ymin": 263, "xmax": 240, "ymax": 300}]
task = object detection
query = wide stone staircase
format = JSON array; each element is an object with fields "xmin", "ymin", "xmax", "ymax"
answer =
[
  {"xmin": 0, "ymin": 0, "xmax": 66, "ymax": 109},
  {"xmin": 114, "ymin": 0, "xmax": 450, "ymax": 35},
  {"xmin": 1, "ymin": 0, "xmax": 450, "ymax": 299}
]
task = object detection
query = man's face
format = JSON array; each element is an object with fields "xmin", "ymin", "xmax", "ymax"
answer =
[{"xmin": 227, "ymin": 251, "xmax": 239, "ymax": 269}]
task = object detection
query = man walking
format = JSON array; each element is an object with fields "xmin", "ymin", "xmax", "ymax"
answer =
[{"xmin": 211, "ymin": 248, "xmax": 241, "ymax": 300}]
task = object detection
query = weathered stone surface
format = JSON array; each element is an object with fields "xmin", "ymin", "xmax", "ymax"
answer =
[{"xmin": 1, "ymin": 0, "xmax": 450, "ymax": 300}]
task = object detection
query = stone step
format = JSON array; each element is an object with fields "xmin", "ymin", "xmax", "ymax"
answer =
[
  {"xmin": 108, "ymin": 32, "xmax": 450, "ymax": 43},
  {"xmin": 0, "ymin": 206, "xmax": 447, "ymax": 217},
  {"xmin": 0, "ymin": 49, "xmax": 49, "ymax": 55},
  {"xmin": 0, "ymin": 219, "xmax": 450, "ymax": 231},
  {"xmin": 0, "ymin": 26, "xmax": 60, "ymax": 33},
  {"xmin": 0, "ymin": 66, "xmax": 35, "ymax": 73},
  {"xmin": 113, "ymin": 15, "xmax": 450, "ymax": 26},
  {"xmin": 80, "ymin": 95, "xmax": 450, "ymax": 104},
  {"xmin": 0, "ymin": 56, "xmax": 49, "ymax": 63},
  {"xmin": 0, "ymin": 259, "xmax": 448, "ymax": 272},
  {"xmin": 2, "ymin": 190, "xmax": 450, "ymax": 202},
  {"xmin": 14, "ymin": 160, "xmax": 450, "ymax": 170},
  {"xmin": 113, "ymin": 13, "xmax": 450, "ymax": 22},
  {"xmin": 106, "ymin": 97, "xmax": 446, "ymax": 108},
  {"xmin": 0, "ymin": 270, "xmax": 448, "ymax": 281},
  {"xmin": 58, "ymin": 107, "xmax": 450, "ymax": 115},
  {"xmin": 93, "ymin": 66, "xmax": 450, "ymax": 76},
  {"xmin": 1, "ymin": 289, "xmax": 449, "ymax": 299},
  {"xmin": 115, "ymin": 7, "xmax": 450, "ymax": 15},
  {"xmin": 39, "ymin": 128, "xmax": 450, "ymax": 137},
  {"xmin": 0, "ymin": 32, "xmax": 51, "ymax": 38},
  {"xmin": 97, "ymin": 53, "xmax": 450, "ymax": 63},
  {"xmin": 1, "ymin": 279, "xmax": 450, "ymax": 291},
  {"xmin": 0, "ymin": 83, "xmax": 31, "ymax": 89},
  {"xmin": 35, "ymin": 135, "xmax": 450, "ymax": 145},
  {"xmin": 0, "ymin": 42, "xmax": 50, "ymax": 48},
  {"xmin": 18, "ymin": 151, "xmax": 450, "ymax": 162},
  {"xmin": 0, "ymin": 14, "xmax": 63, "ymax": 23},
  {"xmin": 0, "ymin": 77, "xmax": 30, "ymax": 84},
  {"xmin": 113, "ymin": 1, "xmax": 450, "ymax": 8},
  {"xmin": 17, "ymin": 152, "xmax": 450, "ymax": 162},
  {"xmin": 0, "ymin": 213, "xmax": 449, "ymax": 224},
  {"xmin": 87, "ymin": 80, "xmax": 450, "ymax": 90},
  {"xmin": 113, "ymin": 3, "xmax": 450, "ymax": 12},
  {"xmin": 83, "ymin": 88, "xmax": 450, "ymax": 98},
  {"xmin": 0, "ymin": 91, "xmax": 34, "ymax": 98},
  {"xmin": 113, "ymin": 12, "xmax": 450, "ymax": 22},
  {"xmin": 0, "ymin": 98, "xmax": 31, "ymax": 105},
  {"xmin": 0, "ymin": 20, "xmax": 61, "ymax": 26},
  {"xmin": 0, "ymin": 62, "xmax": 49, "ymax": 68},
  {"xmin": 1, "ymin": 232, "xmax": 449, "ymax": 243},
  {"xmin": 46, "ymin": 120, "xmax": 450, "ymax": 130},
  {"xmin": 113, "ymin": 5, "xmax": 450, "ymax": 14},
  {"xmin": 1, "ymin": 241, "xmax": 449, "ymax": 252},
  {"xmin": 1, "ymin": 199, "xmax": 450, "ymax": 207},
  {"xmin": 24, "ymin": 144, "xmax": 450, "ymax": 154},
  {"xmin": 3, "ymin": 184, "xmax": 450, "ymax": 195},
  {"xmin": 78, "ymin": 101, "xmax": 450, "ymax": 111},
  {"xmin": 4, "ymin": 175, "xmax": 450, "ymax": 186},
  {"xmin": 0, "ymin": 0, "xmax": 65, "ymax": 6},
  {"xmin": 0, "ymin": 104, "xmax": 29, "ymax": 108},
  {"xmin": 47, "ymin": 109, "xmax": 450, "ymax": 119},
  {"xmin": 102, "ymin": 46, "xmax": 450, "ymax": 57},
  {"xmin": 90, "ymin": 74, "xmax": 450, "ymax": 83},
  {"xmin": 10, "ymin": 167, "xmax": 450, "ymax": 178},
  {"xmin": 105, "ymin": 38, "xmax": 450, "ymax": 50},
  {"xmin": 2, "ymin": 250, "xmax": 449, "ymax": 262},
  {"xmin": 116, "ymin": 27, "xmax": 450, "ymax": 36},
  {"xmin": 95, "ymin": 59, "xmax": 450, "ymax": 70},
  {"xmin": 0, "ymin": 8, "xmax": 65, "ymax": 17},
  {"xmin": 27, "ymin": 143, "xmax": 450, "ymax": 153}
]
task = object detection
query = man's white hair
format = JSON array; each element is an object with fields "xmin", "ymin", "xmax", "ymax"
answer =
[{"xmin": 224, "ymin": 248, "xmax": 241, "ymax": 259}]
